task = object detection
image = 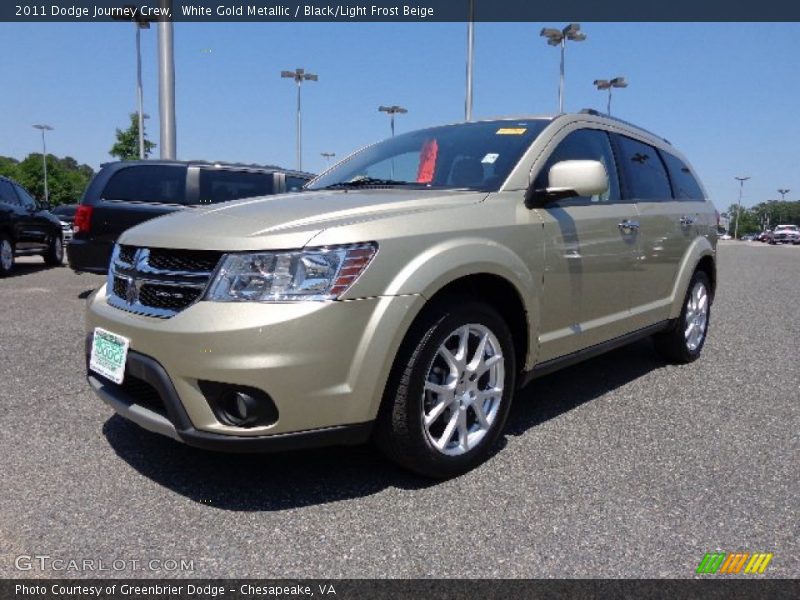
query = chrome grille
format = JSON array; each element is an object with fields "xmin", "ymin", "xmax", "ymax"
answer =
[{"xmin": 107, "ymin": 245, "xmax": 222, "ymax": 318}]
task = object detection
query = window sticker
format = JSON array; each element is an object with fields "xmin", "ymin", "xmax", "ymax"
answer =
[
  {"xmin": 496, "ymin": 128, "xmax": 527, "ymax": 135},
  {"xmin": 481, "ymin": 153, "xmax": 500, "ymax": 164}
]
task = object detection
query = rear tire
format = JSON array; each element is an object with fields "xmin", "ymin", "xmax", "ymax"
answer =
[
  {"xmin": 43, "ymin": 233, "xmax": 63, "ymax": 266},
  {"xmin": 653, "ymin": 270, "xmax": 711, "ymax": 364},
  {"xmin": 0, "ymin": 234, "xmax": 14, "ymax": 277},
  {"xmin": 374, "ymin": 299, "xmax": 516, "ymax": 479}
]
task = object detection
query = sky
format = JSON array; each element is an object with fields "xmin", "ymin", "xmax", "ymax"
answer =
[{"xmin": 1, "ymin": 21, "xmax": 799, "ymax": 209}]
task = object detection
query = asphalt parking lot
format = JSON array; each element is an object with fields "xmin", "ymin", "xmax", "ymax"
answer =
[{"xmin": 0, "ymin": 241, "xmax": 797, "ymax": 579}]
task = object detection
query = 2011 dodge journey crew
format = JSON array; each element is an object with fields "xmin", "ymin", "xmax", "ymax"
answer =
[{"xmin": 85, "ymin": 111, "xmax": 717, "ymax": 478}]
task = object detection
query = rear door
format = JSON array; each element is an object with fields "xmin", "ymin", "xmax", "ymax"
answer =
[
  {"xmin": 534, "ymin": 127, "xmax": 640, "ymax": 361},
  {"xmin": 0, "ymin": 179, "xmax": 31, "ymax": 248},
  {"xmin": 612, "ymin": 135, "xmax": 705, "ymax": 329},
  {"xmin": 92, "ymin": 164, "xmax": 187, "ymax": 246}
]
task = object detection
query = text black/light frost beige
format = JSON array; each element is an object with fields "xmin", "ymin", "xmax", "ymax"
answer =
[{"xmin": 85, "ymin": 111, "xmax": 717, "ymax": 478}]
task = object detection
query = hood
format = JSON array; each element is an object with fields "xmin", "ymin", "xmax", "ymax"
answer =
[{"xmin": 118, "ymin": 189, "xmax": 486, "ymax": 251}]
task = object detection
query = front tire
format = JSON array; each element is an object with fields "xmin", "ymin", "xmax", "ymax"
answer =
[
  {"xmin": 43, "ymin": 233, "xmax": 63, "ymax": 266},
  {"xmin": 375, "ymin": 299, "xmax": 516, "ymax": 479},
  {"xmin": 653, "ymin": 270, "xmax": 711, "ymax": 364},
  {"xmin": 0, "ymin": 234, "xmax": 14, "ymax": 277}
]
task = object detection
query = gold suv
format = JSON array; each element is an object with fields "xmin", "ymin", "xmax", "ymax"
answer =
[{"xmin": 85, "ymin": 112, "xmax": 717, "ymax": 478}]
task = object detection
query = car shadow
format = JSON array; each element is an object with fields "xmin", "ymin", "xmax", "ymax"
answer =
[
  {"xmin": 103, "ymin": 338, "xmax": 666, "ymax": 512},
  {"xmin": 2, "ymin": 262, "xmax": 53, "ymax": 279}
]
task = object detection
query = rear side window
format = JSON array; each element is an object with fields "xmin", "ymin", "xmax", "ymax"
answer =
[
  {"xmin": 101, "ymin": 166, "xmax": 187, "ymax": 204},
  {"xmin": 614, "ymin": 135, "xmax": 672, "ymax": 200},
  {"xmin": 533, "ymin": 128, "xmax": 621, "ymax": 204},
  {"xmin": 0, "ymin": 180, "xmax": 20, "ymax": 206},
  {"xmin": 661, "ymin": 152, "xmax": 705, "ymax": 201},
  {"xmin": 197, "ymin": 170, "xmax": 273, "ymax": 205},
  {"xmin": 286, "ymin": 176, "xmax": 308, "ymax": 192}
]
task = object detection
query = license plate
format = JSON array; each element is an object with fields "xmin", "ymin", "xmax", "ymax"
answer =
[{"xmin": 89, "ymin": 328, "xmax": 130, "ymax": 384}]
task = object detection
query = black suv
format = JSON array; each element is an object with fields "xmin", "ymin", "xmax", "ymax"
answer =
[
  {"xmin": 0, "ymin": 175, "xmax": 64, "ymax": 276},
  {"xmin": 67, "ymin": 161, "xmax": 313, "ymax": 273}
]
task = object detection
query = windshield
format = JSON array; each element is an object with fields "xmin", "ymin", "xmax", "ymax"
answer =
[{"xmin": 307, "ymin": 119, "xmax": 550, "ymax": 192}]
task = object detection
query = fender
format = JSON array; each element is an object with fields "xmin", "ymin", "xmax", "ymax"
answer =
[
  {"xmin": 384, "ymin": 236, "xmax": 541, "ymax": 369},
  {"xmin": 668, "ymin": 236, "xmax": 716, "ymax": 319}
]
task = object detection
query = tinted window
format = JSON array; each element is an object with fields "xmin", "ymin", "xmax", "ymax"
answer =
[
  {"xmin": 196, "ymin": 170, "xmax": 273, "ymax": 205},
  {"xmin": 286, "ymin": 176, "xmax": 308, "ymax": 192},
  {"xmin": 533, "ymin": 128, "xmax": 621, "ymax": 203},
  {"xmin": 53, "ymin": 204, "xmax": 78, "ymax": 218},
  {"xmin": 308, "ymin": 119, "xmax": 549, "ymax": 192},
  {"xmin": 14, "ymin": 184, "xmax": 38, "ymax": 210},
  {"xmin": 0, "ymin": 180, "xmax": 19, "ymax": 206},
  {"xmin": 661, "ymin": 151, "xmax": 705, "ymax": 201},
  {"xmin": 614, "ymin": 135, "xmax": 672, "ymax": 200},
  {"xmin": 102, "ymin": 166, "xmax": 187, "ymax": 204}
]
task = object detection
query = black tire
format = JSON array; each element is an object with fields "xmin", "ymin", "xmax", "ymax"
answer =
[
  {"xmin": 43, "ymin": 233, "xmax": 64, "ymax": 266},
  {"xmin": 374, "ymin": 299, "xmax": 517, "ymax": 479},
  {"xmin": 0, "ymin": 234, "xmax": 14, "ymax": 277},
  {"xmin": 653, "ymin": 270, "xmax": 712, "ymax": 364}
]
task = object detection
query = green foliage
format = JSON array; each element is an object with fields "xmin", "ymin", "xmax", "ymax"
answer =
[
  {"xmin": 0, "ymin": 154, "xmax": 95, "ymax": 206},
  {"xmin": 726, "ymin": 200, "xmax": 800, "ymax": 235},
  {"xmin": 110, "ymin": 113, "xmax": 156, "ymax": 161}
]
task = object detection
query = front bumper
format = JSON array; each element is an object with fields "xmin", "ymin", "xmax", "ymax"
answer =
[
  {"xmin": 85, "ymin": 284, "xmax": 422, "ymax": 447},
  {"xmin": 87, "ymin": 347, "xmax": 373, "ymax": 451}
]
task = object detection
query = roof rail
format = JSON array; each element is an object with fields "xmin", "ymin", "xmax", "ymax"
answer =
[{"xmin": 578, "ymin": 109, "xmax": 671, "ymax": 145}]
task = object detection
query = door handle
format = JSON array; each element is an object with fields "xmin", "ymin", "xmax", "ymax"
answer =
[
  {"xmin": 618, "ymin": 219, "xmax": 640, "ymax": 233},
  {"xmin": 679, "ymin": 215, "xmax": 696, "ymax": 227}
]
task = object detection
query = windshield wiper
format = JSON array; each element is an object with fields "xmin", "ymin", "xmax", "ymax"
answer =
[{"xmin": 321, "ymin": 177, "xmax": 418, "ymax": 189}]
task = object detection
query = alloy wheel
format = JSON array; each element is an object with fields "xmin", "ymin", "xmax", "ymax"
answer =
[
  {"xmin": 422, "ymin": 324, "xmax": 505, "ymax": 456},
  {"xmin": 684, "ymin": 281, "xmax": 709, "ymax": 352},
  {"xmin": 1, "ymin": 239, "xmax": 12, "ymax": 271}
]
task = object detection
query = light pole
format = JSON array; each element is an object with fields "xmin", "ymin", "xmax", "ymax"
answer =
[
  {"xmin": 321, "ymin": 152, "xmax": 335, "ymax": 166},
  {"xmin": 734, "ymin": 176, "xmax": 750, "ymax": 240},
  {"xmin": 134, "ymin": 17, "xmax": 150, "ymax": 159},
  {"xmin": 281, "ymin": 68, "xmax": 318, "ymax": 171},
  {"xmin": 593, "ymin": 77, "xmax": 628, "ymax": 115},
  {"xmin": 778, "ymin": 188, "xmax": 790, "ymax": 202},
  {"xmin": 540, "ymin": 23, "xmax": 586, "ymax": 113},
  {"xmin": 32, "ymin": 124, "xmax": 53, "ymax": 204},
  {"xmin": 465, "ymin": 0, "xmax": 475, "ymax": 121},
  {"xmin": 378, "ymin": 105, "xmax": 408, "ymax": 137}
]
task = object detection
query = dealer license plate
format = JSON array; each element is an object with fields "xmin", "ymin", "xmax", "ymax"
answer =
[{"xmin": 89, "ymin": 328, "xmax": 130, "ymax": 384}]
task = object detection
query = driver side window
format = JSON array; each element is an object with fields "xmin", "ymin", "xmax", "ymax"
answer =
[{"xmin": 533, "ymin": 129, "xmax": 621, "ymax": 204}]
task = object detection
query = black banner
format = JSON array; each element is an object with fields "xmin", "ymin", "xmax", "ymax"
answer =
[
  {"xmin": 3, "ymin": 579, "xmax": 800, "ymax": 600},
  {"xmin": 3, "ymin": 0, "xmax": 800, "ymax": 22}
]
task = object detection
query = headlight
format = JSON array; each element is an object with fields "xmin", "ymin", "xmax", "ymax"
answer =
[{"xmin": 205, "ymin": 243, "xmax": 378, "ymax": 302}]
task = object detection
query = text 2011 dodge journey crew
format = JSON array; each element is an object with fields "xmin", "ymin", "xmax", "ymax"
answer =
[{"xmin": 85, "ymin": 111, "xmax": 717, "ymax": 478}]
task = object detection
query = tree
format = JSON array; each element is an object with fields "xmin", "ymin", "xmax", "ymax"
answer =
[
  {"xmin": 109, "ymin": 113, "xmax": 156, "ymax": 160},
  {"xmin": 0, "ymin": 154, "xmax": 95, "ymax": 206}
]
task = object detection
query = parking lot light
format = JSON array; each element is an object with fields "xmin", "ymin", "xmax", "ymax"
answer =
[
  {"xmin": 594, "ymin": 76, "xmax": 628, "ymax": 115},
  {"xmin": 778, "ymin": 188, "xmax": 790, "ymax": 202},
  {"xmin": 540, "ymin": 23, "xmax": 587, "ymax": 113},
  {"xmin": 321, "ymin": 152, "xmax": 336, "ymax": 166},
  {"xmin": 32, "ymin": 124, "xmax": 54, "ymax": 204},
  {"xmin": 281, "ymin": 68, "xmax": 318, "ymax": 171},
  {"xmin": 734, "ymin": 176, "xmax": 751, "ymax": 240},
  {"xmin": 378, "ymin": 105, "xmax": 408, "ymax": 137}
]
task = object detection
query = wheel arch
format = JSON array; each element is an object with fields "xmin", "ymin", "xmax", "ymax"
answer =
[{"xmin": 668, "ymin": 237, "xmax": 717, "ymax": 319}]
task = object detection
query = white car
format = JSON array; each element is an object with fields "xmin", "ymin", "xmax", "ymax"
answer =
[{"xmin": 768, "ymin": 224, "xmax": 800, "ymax": 245}]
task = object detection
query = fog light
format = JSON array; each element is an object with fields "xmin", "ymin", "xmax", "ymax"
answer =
[{"xmin": 198, "ymin": 381, "xmax": 279, "ymax": 428}]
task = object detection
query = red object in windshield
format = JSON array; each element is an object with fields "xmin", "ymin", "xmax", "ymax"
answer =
[{"xmin": 416, "ymin": 139, "xmax": 438, "ymax": 183}]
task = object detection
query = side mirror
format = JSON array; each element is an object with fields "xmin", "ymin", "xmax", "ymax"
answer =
[{"xmin": 524, "ymin": 160, "xmax": 609, "ymax": 208}]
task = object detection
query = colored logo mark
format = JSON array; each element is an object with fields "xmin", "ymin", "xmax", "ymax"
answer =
[{"xmin": 696, "ymin": 552, "xmax": 773, "ymax": 574}]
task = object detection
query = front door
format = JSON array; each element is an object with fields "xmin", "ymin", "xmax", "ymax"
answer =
[{"xmin": 533, "ymin": 127, "xmax": 640, "ymax": 362}]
